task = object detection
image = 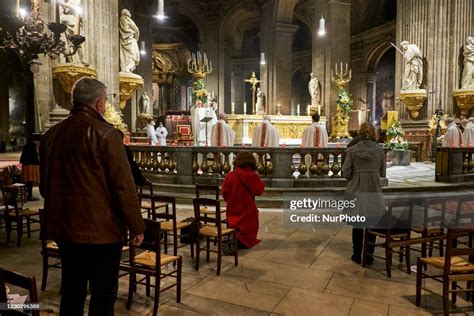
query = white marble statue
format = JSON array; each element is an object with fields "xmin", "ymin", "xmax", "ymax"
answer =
[
  {"xmin": 400, "ymin": 41, "xmax": 423, "ymax": 90},
  {"xmin": 256, "ymin": 88, "xmax": 266, "ymax": 114},
  {"xmin": 119, "ymin": 9, "xmax": 140, "ymax": 73},
  {"xmin": 59, "ymin": 0, "xmax": 87, "ymax": 65},
  {"xmin": 141, "ymin": 92, "xmax": 150, "ymax": 114},
  {"xmin": 308, "ymin": 73, "xmax": 320, "ymax": 106},
  {"xmin": 461, "ymin": 36, "xmax": 474, "ymax": 89}
]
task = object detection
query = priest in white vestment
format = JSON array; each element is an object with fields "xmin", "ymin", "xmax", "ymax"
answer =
[
  {"xmin": 438, "ymin": 117, "xmax": 463, "ymax": 147},
  {"xmin": 155, "ymin": 122, "xmax": 168, "ymax": 146},
  {"xmin": 301, "ymin": 113, "xmax": 328, "ymax": 176},
  {"xmin": 463, "ymin": 117, "xmax": 474, "ymax": 147},
  {"xmin": 145, "ymin": 120, "xmax": 158, "ymax": 145},
  {"xmin": 251, "ymin": 115, "xmax": 280, "ymax": 147},
  {"xmin": 211, "ymin": 113, "xmax": 235, "ymax": 147}
]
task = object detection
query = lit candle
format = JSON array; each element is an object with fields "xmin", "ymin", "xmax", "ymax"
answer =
[
  {"xmin": 307, "ymin": 104, "xmax": 310, "ymax": 116},
  {"xmin": 243, "ymin": 102, "xmax": 247, "ymax": 115},
  {"xmin": 297, "ymin": 104, "xmax": 300, "ymax": 116},
  {"xmin": 231, "ymin": 102, "xmax": 235, "ymax": 114},
  {"xmin": 16, "ymin": 0, "xmax": 20, "ymax": 17}
]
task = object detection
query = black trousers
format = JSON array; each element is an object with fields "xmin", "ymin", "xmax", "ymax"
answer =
[
  {"xmin": 352, "ymin": 228, "xmax": 375, "ymax": 258},
  {"xmin": 57, "ymin": 242, "xmax": 123, "ymax": 316}
]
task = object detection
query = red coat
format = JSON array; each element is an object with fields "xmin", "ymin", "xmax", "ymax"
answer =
[{"xmin": 222, "ymin": 167, "xmax": 265, "ymax": 248}]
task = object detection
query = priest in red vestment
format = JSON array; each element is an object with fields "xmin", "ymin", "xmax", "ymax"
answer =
[{"xmin": 222, "ymin": 152, "xmax": 265, "ymax": 249}]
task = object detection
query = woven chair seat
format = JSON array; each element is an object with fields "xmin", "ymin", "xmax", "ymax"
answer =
[
  {"xmin": 134, "ymin": 250, "xmax": 180, "ymax": 267},
  {"xmin": 122, "ymin": 246, "xmax": 130, "ymax": 252},
  {"xmin": 160, "ymin": 221, "xmax": 192, "ymax": 231},
  {"xmin": 370, "ymin": 230, "xmax": 409, "ymax": 238},
  {"xmin": 45, "ymin": 241, "xmax": 58, "ymax": 250},
  {"xmin": 420, "ymin": 256, "xmax": 474, "ymax": 273},
  {"xmin": 8, "ymin": 208, "xmax": 39, "ymax": 217},
  {"xmin": 199, "ymin": 225, "xmax": 235, "ymax": 237},
  {"xmin": 141, "ymin": 201, "xmax": 166, "ymax": 210},
  {"xmin": 200, "ymin": 206, "xmax": 226, "ymax": 214},
  {"xmin": 412, "ymin": 226, "xmax": 443, "ymax": 234}
]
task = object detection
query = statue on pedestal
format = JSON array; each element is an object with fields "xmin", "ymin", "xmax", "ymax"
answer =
[
  {"xmin": 461, "ymin": 36, "xmax": 474, "ymax": 89},
  {"xmin": 256, "ymin": 88, "xmax": 266, "ymax": 114},
  {"xmin": 399, "ymin": 41, "xmax": 423, "ymax": 90},
  {"xmin": 119, "ymin": 9, "xmax": 140, "ymax": 73},
  {"xmin": 308, "ymin": 72, "xmax": 320, "ymax": 106},
  {"xmin": 59, "ymin": 0, "xmax": 88, "ymax": 65},
  {"xmin": 140, "ymin": 92, "xmax": 150, "ymax": 114}
]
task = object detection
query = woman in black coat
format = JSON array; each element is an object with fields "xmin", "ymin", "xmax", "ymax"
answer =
[{"xmin": 20, "ymin": 134, "xmax": 41, "ymax": 200}]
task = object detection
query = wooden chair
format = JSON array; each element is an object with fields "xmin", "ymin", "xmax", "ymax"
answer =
[
  {"xmin": 38, "ymin": 209, "xmax": 61, "ymax": 291},
  {"xmin": 195, "ymin": 184, "xmax": 226, "ymax": 219},
  {"xmin": 362, "ymin": 198, "xmax": 414, "ymax": 277},
  {"xmin": 124, "ymin": 219, "xmax": 182, "ymax": 316},
  {"xmin": 411, "ymin": 197, "xmax": 447, "ymax": 259},
  {"xmin": 2, "ymin": 186, "xmax": 39, "ymax": 247},
  {"xmin": 193, "ymin": 198, "xmax": 238, "ymax": 275},
  {"xmin": 0, "ymin": 268, "xmax": 39, "ymax": 316},
  {"xmin": 416, "ymin": 223, "xmax": 474, "ymax": 315},
  {"xmin": 149, "ymin": 195, "xmax": 194, "ymax": 258},
  {"xmin": 140, "ymin": 180, "xmax": 166, "ymax": 219}
]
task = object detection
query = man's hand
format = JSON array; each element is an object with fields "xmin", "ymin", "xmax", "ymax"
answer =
[{"xmin": 131, "ymin": 233, "xmax": 144, "ymax": 246}]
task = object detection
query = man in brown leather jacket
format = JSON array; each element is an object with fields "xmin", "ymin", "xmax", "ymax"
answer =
[{"xmin": 40, "ymin": 77, "xmax": 145, "ymax": 316}]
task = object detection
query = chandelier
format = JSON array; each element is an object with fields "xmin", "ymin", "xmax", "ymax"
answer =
[
  {"xmin": 187, "ymin": 51, "xmax": 212, "ymax": 79},
  {"xmin": 0, "ymin": 0, "xmax": 85, "ymax": 65}
]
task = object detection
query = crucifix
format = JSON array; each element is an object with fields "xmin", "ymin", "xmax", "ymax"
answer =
[{"xmin": 245, "ymin": 72, "xmax": 260, "ymax": 115}]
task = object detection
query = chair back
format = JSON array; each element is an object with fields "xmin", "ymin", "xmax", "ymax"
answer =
[
  {"xmin": 193, "ymin": 198, "xmax": 223, "ymax": 233},
  {"xmin": 444, "ymin": 223, "xmax": 474, "ymax": 275},
  {"xmin": 129, "ymin": 219, "xmax": 162, "ymax": 270},
  {"xmin": 2, "ymin": 186, "xmax": 20, "ymax": 216},
  {"xmin": 195, "ymin": 184, "xmax": 219, "ymax": 200},
  {"xmin": 150, "ymin": 195, "xmax": 176, "ymax": 224},
  {"xmin": 455, "ymin": 194, "xmax": 474, "ymax": 224},
  {"xmin": 421, "ymin": 196, "xmax": 448, "ymax": 230},
  {"xmin": 0, "ymin": 268, "xmax": 39, "ymax": 316},
  {"xmin": 385, "ymin": 197, "xmax": 414, "ymax": 229}
]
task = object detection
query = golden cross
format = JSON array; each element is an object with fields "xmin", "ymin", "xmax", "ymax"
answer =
[{"xmin": 245, "ymin": 72, "xmax": 260, "ymax": 115}]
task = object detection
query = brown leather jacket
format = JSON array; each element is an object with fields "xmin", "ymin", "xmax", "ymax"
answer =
[{"xmin": 40, "ymin": 104, "xmax": 145, "ymax": 244}]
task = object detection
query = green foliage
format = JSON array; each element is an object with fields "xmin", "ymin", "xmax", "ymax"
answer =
[
  {"xmin": 192, "ymin": 78, "xmax": 208, "ymax": 106},
  {"xmin": 384, "ymin": 121, "xmax": 410, "ymax": 151},
  {"xmin": 335, "ymin": 86, "xmax": 353, "ymax": 117}
]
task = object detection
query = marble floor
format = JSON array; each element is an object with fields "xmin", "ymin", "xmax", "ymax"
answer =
[{"xmin": 1, "ymin": 194, "xmax": 473, "ymax": 316}]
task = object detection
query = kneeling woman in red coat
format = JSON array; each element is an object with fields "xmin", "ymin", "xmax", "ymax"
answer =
[{"xmin": 222, "ymin": 152, "xmax": 265, "ymax": 249}]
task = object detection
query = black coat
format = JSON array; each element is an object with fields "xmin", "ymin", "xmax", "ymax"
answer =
[{"xmin": 20, "ymin": 140, "xmax": 39, "ymax": 165}]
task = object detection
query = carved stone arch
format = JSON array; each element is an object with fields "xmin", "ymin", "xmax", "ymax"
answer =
[
  {"xmin": 219, "ymin": 2, "xmax": 260, "ymax": 51},
  {"xmin": 172, "ymin": 6, "xmax": 206, "ymax": 43},
  {"xmin": 365, "ymin": 41, "xmax": 392, "ymax": 72},
  {"xmin": 293, "ymin": 10, "xmax": 313, "ymax": 37},
  {"xmin": 273, "ymin": 0, "xmax": 298, "ymax": 23}
]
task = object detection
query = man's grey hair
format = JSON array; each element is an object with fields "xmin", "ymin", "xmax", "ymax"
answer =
[{"xmin": 72, "ymin": 77, "xmax": 107, "ymax": 107}]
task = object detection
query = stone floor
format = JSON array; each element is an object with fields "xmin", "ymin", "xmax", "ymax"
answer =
[{"xmin": 1, "ymin": 192, "xmax": 473, "ymax": 315}]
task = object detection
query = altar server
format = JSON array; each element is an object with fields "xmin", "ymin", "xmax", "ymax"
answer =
[
  {"xmin": 155, "ymin": 122, "xmax": 168, "ymax": 146},
  {"xmin": 251, "ymin": 115, "xmax": 280, "ymax": 147},
  {"xmin": 145, "ymin": 119, "xmax": 158, "ymax": 145},
  {"xmin": 211, "ymin": 113, "xmax": 235, "ymax": 147},
  {"xmin": 438, "ymin": 117, "xmax": 463, "ymax": 147},
  {"xmin": 301, "ymin": 113, "xmax": 328, "ymax": 147}
]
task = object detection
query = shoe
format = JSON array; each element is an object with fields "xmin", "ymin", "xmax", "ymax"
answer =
[
  {"xmin": 365, "ymin": 256, "xmax": 374, "ymax": 265},
  {"xmin": 351, "ymin": 255, "xmax": 361, "ymax": 264}
]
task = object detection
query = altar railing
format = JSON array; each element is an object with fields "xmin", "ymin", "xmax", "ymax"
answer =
[{"xmin": 128, "ymin": 145, "xmax": 387, "ymax": 187}]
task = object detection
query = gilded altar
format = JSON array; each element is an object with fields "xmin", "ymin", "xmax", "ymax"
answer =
[{"xmin": 226, "ymin": 114, "xmax": 326, "ymax": 145}]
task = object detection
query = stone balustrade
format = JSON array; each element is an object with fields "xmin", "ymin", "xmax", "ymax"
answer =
[{"xmin": 128, "ymin": 145, "xmax": 388, "ymax": 188}]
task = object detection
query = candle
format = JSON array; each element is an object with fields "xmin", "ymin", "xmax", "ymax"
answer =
[
  {"xmin": 231, "ymin": 102, "xmax": 235, "ymax": 114},
  {"xmin": 16, "ymin": 0, "xmax": 20, "ymax": 17},
  {"xmin": 55, "ymin": 0, "xmax": 60, "ymax": 23},
  {"xmin": 307, "ymin": 104, "xmax": 310, "ymax": 116},
  {"xmin": 297, "ymin": 104, "xmax": 300, "ymax": 116},
  {"xmin": 74, "ymin": 6, "xmax": 82, "ymax": 35},
  {"xmin": 243, "ymin": 102, "xmax": 247, "ymax": 115}
]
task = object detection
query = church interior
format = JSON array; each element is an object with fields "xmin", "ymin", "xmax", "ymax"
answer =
[{"xmin": 1, "ymin": 0, "xmax": 474, "ymax": 315}]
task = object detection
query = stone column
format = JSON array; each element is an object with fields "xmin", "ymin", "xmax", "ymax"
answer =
[
  {"xmin": 362, "ymin": 72, "xmax": 377, "ymax": 122},
  {"xmin": 231, "ymin": 65, "xmax": 244, "ymax": 114},
  {"xmin": 396, "ymin": 0, "xmax": 474, "ymax": 119},
  {"xmin": 312, "ymin": 0, "xmax": 351, "ymax": 123},
  {"xmin": 0, "ymin": 53, "xmax": 9, "ymax": 147}
]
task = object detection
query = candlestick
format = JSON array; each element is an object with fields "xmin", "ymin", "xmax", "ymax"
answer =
[
  {"xmin": 231, "ymin": 102, "xmax": 235, "ymax": 115},
  {"xmin": 297, "ymin": 104, "xmax": 300, "ymax": 116},
  {"xmin": 55, "ymin": 0, "xmax": 60, "ymax": 23},
  {"xmin": 243, "ymin": 102, "xmax": 247, "ymax": 115}
]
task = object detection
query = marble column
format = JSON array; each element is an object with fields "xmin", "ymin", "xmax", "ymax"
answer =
[
  {"xmin": 396, "ymin": 0, "xmax": 474, "ymax": 119},
  {"xmin": 312, "ymin": 0, "xmax": 351, "ymax": 123}
]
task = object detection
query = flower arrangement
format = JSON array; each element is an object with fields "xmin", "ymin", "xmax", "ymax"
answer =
[
  {"xmin": 192, "ymin": 78, "xmax": 208, "ymax": 106},
  {"xmin": 384, "ymin": 121, "xmax": 410, "ymax": 151},
  {"xmin": 335, "ymin": 86, "xmax": 353, "ymax": 117}
]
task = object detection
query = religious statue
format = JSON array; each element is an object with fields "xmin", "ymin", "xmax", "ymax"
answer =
[
  {"xmin": 461, "ymin": 36, "xmax": 474, "ymax": 89},
  {"xmin": 308, "ymin": 72, "xmax": 320, "ymax": 106},
  {"xmin": 397, "ymin": 41, "xmax": 423, "ymax": 90},
  {"xmin": 59, "ymin": 0, "xmax": 87, "ymax": 65},
  {"xmin": 140, "ymin": 91, "xmax": 150, "ymax": 114},
  {"xmin": 381, "ymin": 91, "xmax": 395, "ymax": 114},
  {"xmin": 119, "ymin": 9, "xmax": 140, "ymax": 73},
  {"xmin": 256, "ymin": 88, "xmax": 266, "ymax": 114}
]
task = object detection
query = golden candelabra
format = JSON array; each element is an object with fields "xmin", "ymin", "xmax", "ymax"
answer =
[
  {"xmin": 330, "ymin": 62, "xmax": 352, "ymax": 138},
  {"xmin": 187, "ymin": 51, "xmax": 212, "ymax": 79}
]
